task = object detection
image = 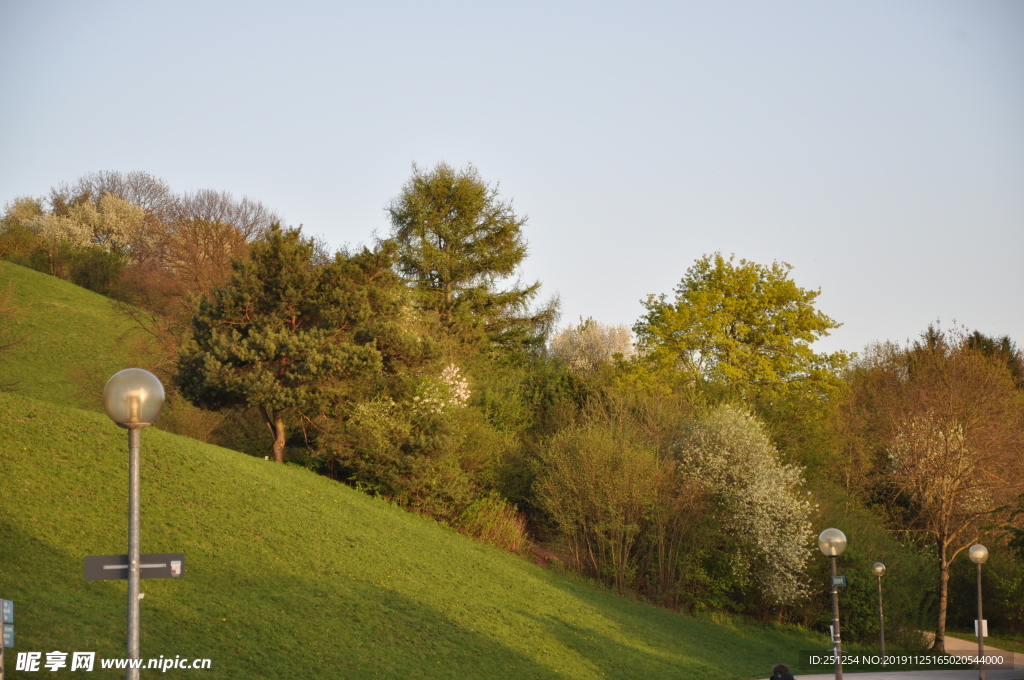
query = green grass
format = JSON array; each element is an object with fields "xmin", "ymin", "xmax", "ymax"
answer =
[
  {"xmin": 0, "ymin": 260, "xmax": 143, "ymax": 407},
  {"xmin": 0, "ymin": 391, "xmax": 826, "ymax": 679}
]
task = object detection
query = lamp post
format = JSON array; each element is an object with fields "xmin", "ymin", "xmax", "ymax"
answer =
[
  {"xmin": 102, "ymin": 369, "xmax": 165, "ymax": 680},
  {"xmin": 872, "ymin": 562, "xmax": 886, "ymax": 666},
  {"xmin": 968, "ymin": 544, "xmax": 989, "ymax": 680},
  {"xmin": 819, "ymin": 528, "xmax": 848, "ymax": 680}
]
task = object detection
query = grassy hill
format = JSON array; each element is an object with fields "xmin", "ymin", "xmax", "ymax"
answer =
[
  {"xmin": 0, "ymin": 260, "xmax": 143, "ymax": 407},
  {"xmin": 0, "ymin": 265, "xmax": 825, "ymax": 679}
]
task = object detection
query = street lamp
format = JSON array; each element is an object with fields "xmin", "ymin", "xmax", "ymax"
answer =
[
  {"xmin": 969, "ymin": 544, "xmax": 989, "ymax": 680},
  {"xmin": 819, "ymin": 528, "xmax": 848, "ymax": 680},
  {"xmin": 103, "ymin": 369, "xmax": 165, "ymax": 680},
  {"xmin": 872, "ymin": 562, "xmax": 886, "ymax": 666}
]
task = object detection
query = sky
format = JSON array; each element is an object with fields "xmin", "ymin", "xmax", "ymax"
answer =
[{"xmin": 1, "ymin": 0, "xmax": 1021, "ymax": 355}]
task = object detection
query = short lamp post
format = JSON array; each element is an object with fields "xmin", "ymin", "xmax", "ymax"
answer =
[
  {"xmin": 872, "ymin": 562, "xmax": 886, "ymax": 666},
  {"xmin": 969, "ymin": 544, "xmax": 989, "ymax": 680},
  {"xmin": 102, "ymin": 369, "xmax": 165, "ymax": 680},
  {"xmin": 819, "ymin": 528, "xmax": 848, "ymax": 680}
]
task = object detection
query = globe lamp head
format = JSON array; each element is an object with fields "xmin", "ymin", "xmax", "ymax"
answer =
[
  {"xmin": 103, "ymin": 368, "xmax": 165, "ymax": 427},
  {"xmin": 818, "ymin": 528, "xmax": 848, "ymax": 557}
]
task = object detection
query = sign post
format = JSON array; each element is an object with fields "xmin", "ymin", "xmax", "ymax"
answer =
[
  {"xmin": 1, "ymin": 599, "xmax": 13, "ymax": 680},
  {"xmin": 84, "ymin": 554, "xmax": 186, "ymax": 581}
]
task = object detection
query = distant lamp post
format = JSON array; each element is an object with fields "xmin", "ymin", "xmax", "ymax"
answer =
[
  {"xmin": 103, "ymin": 369, "xmax": 165, "ymax": 680},
  {"xmin": 819, "ymin": 528, "xmax": 848, "ymax": 680},
  {"xmin": 968, "ymin": 544, "xmax": 989, "ymax": 680},
  {"xmin": 872, "ymin": 562, "xmax": 887, "ymax": 666}
]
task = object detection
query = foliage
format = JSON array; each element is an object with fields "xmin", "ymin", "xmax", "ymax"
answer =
[
  {"xmin": 455, "ymin": 492, "xmax": 528, "ymax": 553},
  {"xmin": 549, "ymin": 318, "xmax": 634, "ymax": 373},
  {"xmin": 673, "ymin": 404, "xmax": 814, "ymax": 604},
  {"xmin": 175, "ymin": 226, "xmax": 415, "ymax": 462},
  {"xmin": 387, "ymin": 162, "xmax": 556, "ymax": 352},
  {"xmin": 795, "ymin": 484, "xmax": 935, "ymax": 645},
  {"xmin": 534, "ymin": 423, "xmax": 666, "ymax": 593},
  {"xmin": 634, "ymin": 253, "xmax": 850, "ymax": 399},
  {"xmin": 841, "ymin": 325, "xmax": 1024, "ymax": 650}
]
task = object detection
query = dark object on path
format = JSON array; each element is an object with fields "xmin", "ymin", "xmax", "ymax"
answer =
[{"xmin": 769, "ymin": 663, "xmax": 795, "ymax": 680}]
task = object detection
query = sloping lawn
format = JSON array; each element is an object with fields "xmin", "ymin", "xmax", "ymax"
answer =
[
  {"xmin": 0, "ymin": 391, "xmax": 821, "ymax": 679},
  {"xmin": 0, "ymin": 260, "xmax": 144, "ymax": 407}
]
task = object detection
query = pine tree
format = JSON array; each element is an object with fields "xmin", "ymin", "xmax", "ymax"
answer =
[
  {"xmin": 387, "ymin": 162, "xmax": 555, "ymax": 352},
  {"xmin": 175, "ymin": 225, "xmax": 425, "ymax": 462}
]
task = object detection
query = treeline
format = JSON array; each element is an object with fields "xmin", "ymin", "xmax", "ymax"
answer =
[{"xmin": 3, "ymin": 166, "xmax": 1024, "ymax": 652}]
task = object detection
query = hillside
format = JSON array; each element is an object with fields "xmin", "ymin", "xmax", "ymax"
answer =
[
  {"xmin": 0, "ymin": 392, "xmax": 825, "ymax": 679},
  {"xmin": 0, "ymin": 260, "xmax": 144, "ymax": 407},
  {"xmin": 0, "ymin": 267, "xmax": 825, "ymax": 678}
]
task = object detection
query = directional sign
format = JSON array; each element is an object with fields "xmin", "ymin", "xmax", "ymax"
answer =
[
  {"xmin": 1, "ymin": 599, "xmax": 11, "ymax": 624},
  {"xmin": 83, "ymin": 553, "xmax": 185, "ymax": 581},
  {"xmin": 2, "ymin": 623, "xmax": 13, "ymax": 648},
  {"xmin": 831, "ymin": 575, "xmax": 847, "ymax": 587}
]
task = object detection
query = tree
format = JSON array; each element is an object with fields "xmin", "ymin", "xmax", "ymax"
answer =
[
  {"xmin": 387, "ymin": 162, "xmax": 555, "ymax": 350},
  {"xmin": 549, "ymin": 319, "xmax": 634, "ymax": 373},
  {"xmin": 175, "ymin": 225, "xmax": 405, "ymax": 462},
  {"xmin": 843, "ymin": 327, "xmax": 1024, "ymax": 651},
  {"xmin": 673, "ymin": 404, "xmax": 813, "ymax": 604},
  {"xmin": 634, "ymin": 253, "xmax": 849, "ymax": 397}
]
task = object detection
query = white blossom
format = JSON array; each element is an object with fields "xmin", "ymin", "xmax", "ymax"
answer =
[
  {"xmin": 675, "ymin": 404, "xmax": 813, "ymax": 603},
  {"xmin": 411, "ymin": 364, "xmax": 471, "ymax": 414},
  {"xmin": 24, "ymin": 193, "xmax": 146, "ymax": 251},
  {"xmin": 550, "ymin": 319, "xmax": 634, "ymax": 372}
]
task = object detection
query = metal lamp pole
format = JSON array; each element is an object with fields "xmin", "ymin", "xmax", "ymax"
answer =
[
  {"xmin": 872, "ymin": 563, "xmax": 886, "ymax": 666},
  {"xmin": 819, "ymin": 528, "xmax": 848, "ymax": 680},
  {"xmin": 969, "ymin": 544, "xmax": 989, "ymax": 680},
  {"xmin": 103, "ymin": 369, "xmax": 165, "ymax": 680}
]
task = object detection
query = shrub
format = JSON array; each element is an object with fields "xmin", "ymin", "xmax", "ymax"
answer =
[
  {"xmin": 674, "ymin": 404, "xmax": 813, "ymax": 604},
  {"xmin": 455, "ymin": 493, "xmax": 528, "ymax": 553},
  {"xmin": 534, "ymin": 424, "xmax": 662, "ymax": 593}
]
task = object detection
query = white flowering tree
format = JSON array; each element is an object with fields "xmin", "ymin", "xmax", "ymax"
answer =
[
  {"xmin": 674, "ymin": 404, "xmax": 813, "ymax": 603},
  {"xmin": 26, "ymin": 193, "xmax": 147, "ymax": 252},
  {"xmin": 549, "ymin": 319, "xmax": 634, "ymax": 373}
]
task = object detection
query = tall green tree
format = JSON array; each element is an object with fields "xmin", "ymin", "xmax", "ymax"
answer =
[
  {"xmin": 175, "ymin": 225, "xmax": 425, "ymax": 462},
  {"xmin": 634, "ymin": 253, "xmax": 849, "ymax": 398},
  {"xmin": 387, "ymin": 162, "xmax": 555, "ymax": 351}
]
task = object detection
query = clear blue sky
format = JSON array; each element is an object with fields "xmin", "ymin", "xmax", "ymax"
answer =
[{"xmin": 2, "ymin": 0, "xmax": 1021, "ymax": 355}]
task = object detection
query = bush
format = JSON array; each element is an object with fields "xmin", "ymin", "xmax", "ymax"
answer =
[
  {"xmin": 534, "ymin": 423, "xmax": 663, "ymax": 593},
  {"xmin": 455, "ymin": 492, "xmax": 528, "ymax": 553},
  {"xmin": 674, "ymin": 404, "xmax": 813, "ymax": 605}
]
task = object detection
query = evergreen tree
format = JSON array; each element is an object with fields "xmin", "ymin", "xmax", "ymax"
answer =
[
  {"xmin": 175, "ymin": 225, "xmax": 426, "ymax": 462},
  {"xmin": 387, "ymin": 162, "xmax": 555, "ymax": 352}
]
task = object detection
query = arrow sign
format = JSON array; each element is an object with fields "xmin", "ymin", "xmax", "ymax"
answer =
[{"xmin": 84, "ymin": 553, "xmax": 185, "ymax": 581}]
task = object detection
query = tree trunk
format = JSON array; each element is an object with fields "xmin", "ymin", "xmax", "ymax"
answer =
[
  {"xmin": 936, "ymin": 538, "xmax": 949, "ymax": 653},
  {"xmin": 258, "ymin": 406, "xmax": 287, "ymax": 463},
  {"xmin": 272, "ymin": 415, "xmax": 286, "ymax": 463}
]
